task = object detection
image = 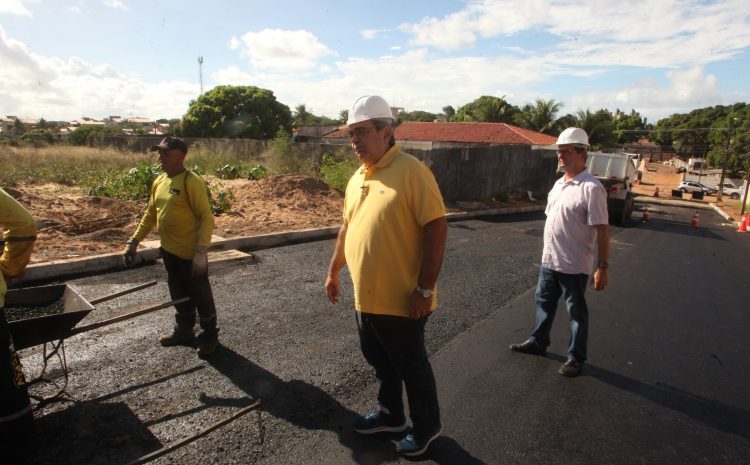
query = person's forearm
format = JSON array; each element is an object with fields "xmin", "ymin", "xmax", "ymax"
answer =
[
  {"xmin": 327, "ymin": 222, "xmax": 348, "ymax": 277},
  {"xmin": 417, "ymin": 217, "xmax": 448, "ymax": 289},
  {"xmin": 595, "ymin": 224, "xmax": 610, "ymax": 262}
]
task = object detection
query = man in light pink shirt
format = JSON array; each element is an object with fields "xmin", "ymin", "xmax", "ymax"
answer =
[{"xmin": 510, "ymin": 128, "xmax": 610, "ymax": 377}]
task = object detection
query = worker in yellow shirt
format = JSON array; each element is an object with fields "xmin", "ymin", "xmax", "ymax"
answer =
[
  {"xmin": 0, "ymin": 187, "xmax": 37, "ymax": 460},
  {"xmin": 325, "ymin": 96, "xmax": 448, "ymax": 458},
  {"xmin": 123, "ymin": 137, "xmax": 219, "ymax": 357}
]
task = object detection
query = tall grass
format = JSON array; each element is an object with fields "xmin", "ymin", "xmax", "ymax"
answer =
[
  {"xmin": 0, "ymin": 141, "xmax": 358, "ymax": 203},
  {"xmin": 0, "ymin": 145, "xmax": 149, "ymax": 188}
]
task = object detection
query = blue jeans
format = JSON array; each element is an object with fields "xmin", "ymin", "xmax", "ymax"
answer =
[
  {"xmin": 529, "ymin": 267, "xmax": 589, "ymax": 362},
  {"xmin": 356, "ymin": 312, "xmax": 441, "ymax": 442}
]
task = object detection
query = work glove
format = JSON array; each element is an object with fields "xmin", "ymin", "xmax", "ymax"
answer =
[
  {"xmin": 123, "ymin": 239, "xmax": 138, "ymax": 267},
  {"xmin": 191, "ymin": 245, "xmax": 208, "ymax": 276}
]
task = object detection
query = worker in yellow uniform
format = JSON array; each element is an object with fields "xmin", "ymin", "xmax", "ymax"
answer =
[
  {"xmin": 123, "ymin": 137, "xmax": 219, "ymax": 357},
  {"xmin": 0, "ymin": 187, "xmax": 37, "ymax": 462}
]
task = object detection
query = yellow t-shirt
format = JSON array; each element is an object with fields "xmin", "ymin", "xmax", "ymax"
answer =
[
  {"xmin": 344, "ymin": 145, "xmax": 446, "ymax": 317},
  {"xmin": 0, "ymin": 188, "xmax": 37, "ymax": 307},
  {"xmin": 133, "ymin": 170, "xmax": 214, "ymax": 259}
]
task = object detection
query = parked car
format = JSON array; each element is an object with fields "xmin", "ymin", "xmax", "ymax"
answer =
[
  {"xmin": 713, "ymin": 183, "xmax": 742, "ymax": 199},
  {"xmin": 678, "ymin": 181, "xmax": 716, "ymax": 195}
]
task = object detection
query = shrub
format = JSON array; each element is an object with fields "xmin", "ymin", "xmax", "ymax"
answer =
[
  {"xmin": 207, "ymin": 181, "xmax": 233, "ymax": 214},
  {"xmin": 247, "ymin": 164, "xmax": 268, "ymax": 180},
  {"xmin": 319, "ymin": 152, "xmax": 359, "ymax": 191}
]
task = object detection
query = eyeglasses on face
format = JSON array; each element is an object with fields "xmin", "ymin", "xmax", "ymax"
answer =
[
  {"xmin": 556, "ymin": 148, "xmax": 580, "ymax": 155},
  {"xmin": 348, "ymin": 126, "xmax": 380, "ymax": 139}
]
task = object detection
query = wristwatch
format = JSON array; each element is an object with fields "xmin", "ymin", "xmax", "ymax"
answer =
[
  {"xmin": 415, "ymin": 286, "xmax": 434, "ymax": 299},
  {"xmin": 597, "ymin": 261, "xmax": 609, "ymax": 269}
]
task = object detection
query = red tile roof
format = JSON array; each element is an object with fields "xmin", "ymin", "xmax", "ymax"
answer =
[{"xmin": 323, "ymin": 121, "xmax": 557, "ymax": 145}]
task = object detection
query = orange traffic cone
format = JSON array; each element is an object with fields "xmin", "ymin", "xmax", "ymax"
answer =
[
  {"xmin": 653, "ymin": 187, "xmax": 660, "ymax": 197},
  {"xmin": 738, "ymin": 215, "xmax": 748, "ymax": 233},
  {"xmin": 691, "ymin": 211, "xmax": 700, "ymax": 228},
  {"xmin": 641, "ymin": 206, "xmax": 650, "ymax": 222}
]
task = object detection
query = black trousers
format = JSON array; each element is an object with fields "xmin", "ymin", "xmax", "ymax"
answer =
[
  {"xmin": 0, "ymin": 309, "xmax": 34, "ymax": 462},
  {"xmin": 161, "ymin": 248, "xmax": 217, "ymax": 332},
  {"xmin": 356, "ymin": 311, "xmax": 441, "ymax": 441}
]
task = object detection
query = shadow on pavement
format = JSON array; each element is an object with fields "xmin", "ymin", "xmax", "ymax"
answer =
[
  {"xmin": 548, "ymin": 353, "xmax": 750, "ymax": 440},
  {"xmin": 208, "ymin": 346, "xmax": 480, "ymax": 464}
]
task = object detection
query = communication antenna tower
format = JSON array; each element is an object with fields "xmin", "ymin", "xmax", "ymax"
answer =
[{"xmin": 197, "ymin": 56, "xmax": 204, "ymax": 95}]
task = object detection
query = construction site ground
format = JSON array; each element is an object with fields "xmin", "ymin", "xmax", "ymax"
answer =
[{"xmin": 632, "ymin": 161, "xmax": 746, "ymax": 221}]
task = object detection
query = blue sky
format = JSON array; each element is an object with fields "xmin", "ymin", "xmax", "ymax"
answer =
[{"xmin": 1, "ymin": 0, "xmax": 749, "ymax": 124}]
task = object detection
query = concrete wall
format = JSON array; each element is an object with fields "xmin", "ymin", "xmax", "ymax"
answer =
[
  {"xmin": 89, "ymin": 136, "xmax": 558, "ymax": 202},
  {"xmin": 408, "ymin": 145, "xmax": 558, "ymax": 202}
]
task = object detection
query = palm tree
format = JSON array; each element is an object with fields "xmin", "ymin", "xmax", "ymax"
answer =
[{"xmin": 516, "ymin": 98, "xmax": 563, "ymax": 135}]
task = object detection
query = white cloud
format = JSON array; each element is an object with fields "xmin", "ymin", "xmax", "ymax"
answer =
[
  {"xmin": 0, "ymin": 25, "xmax": 196, "ymax": 120},
  {"xmin": 400, "ymin": 0, "xmax": 750, "ymax": 68},
  {"xmin": 361, "ymin": 28, "xmax": 387, "ymax": 40},
  {"xmin": 567, "ymin": 66, "xmax": 722, "ymax": 121},
  {"xmin": 0, "ymin": 0, "xmax": 33, "ymax": 16},
  {"xmin": 101, "ymin": 0, "xmax": 128, "ymax": 11},
  {"xmin": 212, "ymin": 48, "xmax": 562, "ymax": 119},
  {"xmin": 229, "ymin": 28, "xmax": 334, "ymax": 71}
]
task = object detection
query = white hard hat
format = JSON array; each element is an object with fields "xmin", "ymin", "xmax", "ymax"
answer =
[
  {"xmin": 347, "ymin": 95, "xmax": 396, "ymax": 126},
  {"xmin": 556, "ymin": 127, "xmax": 589, "ymax": 148}
]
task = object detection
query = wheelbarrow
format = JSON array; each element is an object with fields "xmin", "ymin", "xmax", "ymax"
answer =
[
  {"xmin": 6, "ymin": 281, "xmax": 188, "ymax": 351},
  {"xmin": 5, "ymin": 281, "xmax": 189, "ymax": 405}
]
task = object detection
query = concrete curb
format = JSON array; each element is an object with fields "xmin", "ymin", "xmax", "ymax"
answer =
[{"xmin": 24, "ymin": 205, "xmax": 546, "ymax": 284}]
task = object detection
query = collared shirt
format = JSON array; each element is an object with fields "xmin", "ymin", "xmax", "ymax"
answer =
[
  {"xmin": 541, "ymin": 169, "xmax": 608, "ymax": 275},
  {"xmin": 343, "ymin": 145, "xmax": 446, "ymax": 317},
  {"xmin": 133, "ymin": 170, "xmax": 214, "ymax": 260},
  {"xmin": 0, "ymin": 188, "xmax": 37, "ymax": 307}
]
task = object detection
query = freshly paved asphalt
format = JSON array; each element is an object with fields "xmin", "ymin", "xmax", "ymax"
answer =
[
  {"xmin": 20, "ymin": 199, "xmax": 750, "ymax": 464},
  {"xmin": 306, "ymin": 200, "xmax": 750, "ymax": 465}
]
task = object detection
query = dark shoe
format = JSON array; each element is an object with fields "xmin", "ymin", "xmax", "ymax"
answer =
[
  {"xmin": 509, "ymin": 339, "xmax": 546, "ymax": 356},
  {"xmin": 395, "ymin": 428, "xmax": 442, "ymax": 457},
  {"xmin": 196, "ymin": 329, "xmax": 219, "ymax": 356},
  {"xmin": 159, "ymin": 326, "xmax": 195, "ymax": 346},
  {"xmin": 559, "ymin": 358, "xmax": 583, "ymax": 377},
  {"xmin": 352, "ymin": 408, "xmax": 407, "ymax": 434}
]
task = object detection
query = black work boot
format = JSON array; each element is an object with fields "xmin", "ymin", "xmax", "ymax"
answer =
[
  {"xmin": 196, "ymin": 328, "xmax": 220, "ymax": 357},
  {"xmin": 159, "ymin": 325, "xmax": 195, "ymax": 346}
]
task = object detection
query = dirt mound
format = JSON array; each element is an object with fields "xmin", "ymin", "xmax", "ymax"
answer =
[
  {"xmin": 215, "ymin": 174, "xmax": 343, "ymax": 237},
  {"xmin": 7, "ymin": 175, "xmax": 344, "ymax": 264}
]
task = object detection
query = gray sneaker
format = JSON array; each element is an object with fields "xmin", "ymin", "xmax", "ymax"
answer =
[
  {"xmin": 395, "ymin": 428, "xmax": 442, "ymax": 457},
  {"xmin": 352, "ymin": 409, "xmax": 407, "ymax": 434}
]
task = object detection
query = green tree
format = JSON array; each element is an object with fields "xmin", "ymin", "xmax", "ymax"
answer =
[
  {"xmin": 69, "ymin": 124, "xmax": 124, "ymax": 145},
  {"xmin": 558, "ymin": 109, "xmax": 617, "ymax": 150},
  {"xmin": 613, "ymin": 109, "xmax": 650, "ymax": 144},
  {"xmin": 294, "ymin": 104, "xmax": 313, "ymax": 125},
  {"xmin": 37, "ymin": 118, "xmax": 48, "ymax": 130},
  {"xmin": 398, "ymin": 110, "xmax": 438, "ymax": 122},
  {"xmin": 453, "ymin": 96, "xmax": 520, "ymax": 123},
  {"xmin": 181, "ymin": 85, "xmax": 292, "ymax": 139},
  {"xmin": 514, "ymin": 98, "xmax": 563, "ymax": 135},
  {"xmin": 338, "ymin": 109, "xmax": 349, "ymax": 124},
  {"xmin": 442, "ymin": 105, "xmax": 456, "ymax": 121}
]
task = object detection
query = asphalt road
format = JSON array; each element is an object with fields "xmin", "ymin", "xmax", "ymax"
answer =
[{"xmin": 18, "ymin": 199, "xmax": 750, "ymax": 465}]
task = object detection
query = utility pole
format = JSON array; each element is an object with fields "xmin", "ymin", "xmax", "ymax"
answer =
[{"xmin": 197, "ymin": 56, "xmax": 204, "ymax": 95}]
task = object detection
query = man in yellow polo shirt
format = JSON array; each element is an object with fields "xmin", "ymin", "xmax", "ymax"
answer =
[
  {"xmin": 123, "ymin": 137, "xmax": 219, "ymax": 357},
  {"xmin": 0, "ymin": 188, "xmax": 37, "ymax": 459},
  {"xmin": 325, "ymin": 95, "xmax": 448, "ymax": 458}
]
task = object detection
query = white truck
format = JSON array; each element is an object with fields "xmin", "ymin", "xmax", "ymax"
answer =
[{"xmin": 585, "ymin": 151, "xmax": 637, "ymax": 225}]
